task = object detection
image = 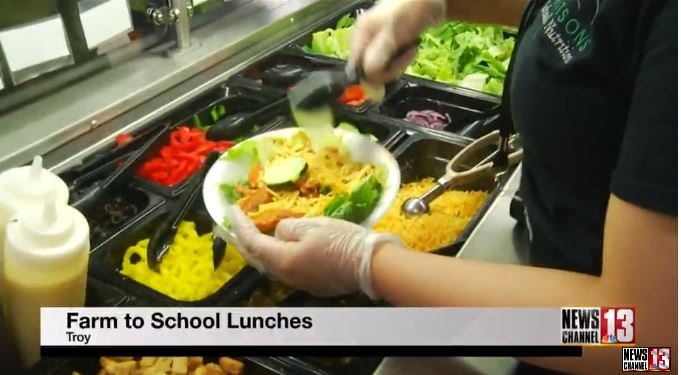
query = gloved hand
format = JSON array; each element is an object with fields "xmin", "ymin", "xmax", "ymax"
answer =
[
  {"xmin": 350, "ymin": 0, "xmax": 446, "ymax": 84},
  {"xmin": 227, "ymin": 206, "xmax": 401, "ymax": 299}
]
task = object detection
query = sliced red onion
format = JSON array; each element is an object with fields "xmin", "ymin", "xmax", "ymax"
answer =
[{"xmin": 405, "ymin": 110, "xmax": 451, "ymax": 130}]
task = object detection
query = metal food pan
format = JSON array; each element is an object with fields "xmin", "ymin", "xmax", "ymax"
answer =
[
  {"xmin": 275, "ymin": 356, "xmax": 384, "ymax": 375},
  {"xmin": 390, "ymin": 131, "xmax": 514, "ymax": 256}
]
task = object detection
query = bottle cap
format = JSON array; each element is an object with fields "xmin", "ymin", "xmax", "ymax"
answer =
[
  {"xmin": 4, "ymin": 198, "xmax": 89, "ymax": 273},
  {"xmin": 0, "ymin": 156, "xmax": 69, "ymax": 210},
  {"xmin": 18, "ymin": 199, "xmax": 74, "ymax": 247}
]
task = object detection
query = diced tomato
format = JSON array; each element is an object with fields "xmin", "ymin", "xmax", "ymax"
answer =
[
  {"xmin": 115, "ymin": 133, "xmax": 133, "ymax": 147},
  {"xmin": 339, "ymin": 85, "xmax": 367, "ymax": 105}
]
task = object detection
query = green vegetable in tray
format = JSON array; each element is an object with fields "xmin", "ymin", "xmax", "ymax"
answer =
[
  {"xmin": 302, "ymin": 14, "xmax": 356, "ymax": 60},
  {"xmin": 323, "ymin": 175, "xmax": 382, "ymax": 223},
  {"xmin": 405, "ymin": 22, "xmax": 515, "ymax": 95},
  {"xmin": 335, "ymin": 13, "xmax": 356, "ymax": 29},
  {"xmin": 262, "ymin": 156, "xmax": 308, "ymax": 186},
  {"xmin": 303, "ymin": 13, "xmax": 516, "ymax": 96},
  {"xmin": 193, "ymin": 104, "xmax": 228, "ymax": 131},
  {"xmin": 210, "ymin": 104, "xmax": 227, "ymax": 123}
]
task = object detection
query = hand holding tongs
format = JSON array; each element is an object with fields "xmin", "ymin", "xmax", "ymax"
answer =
[
  {"xmin": 146, "ymin": 152, "xmax": 222, "ymax": 272},
  {"xmin": 288, "ymin": 40, "xmax": 420, "ymax": 110},
  {"xmin": 401, "ymin": 130, "xmax": 523, "ymax": 216}
]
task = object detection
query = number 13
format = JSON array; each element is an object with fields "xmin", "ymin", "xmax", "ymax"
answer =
[
  {"xmin": 651, "ymin": 348, "xmax": 670, "ymax": 370},
  {"xmin": 604, "ymin": 309, "xmax": 634, "ymax": 343}
]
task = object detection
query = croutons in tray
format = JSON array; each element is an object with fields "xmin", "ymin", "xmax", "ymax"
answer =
[
  {"xmin": 28, "ymin": 356, "xmax": 297, "ymax": 375},
  {"xmin": 75, "ymin": 357, "xmax": 245, "ymax": 375}
]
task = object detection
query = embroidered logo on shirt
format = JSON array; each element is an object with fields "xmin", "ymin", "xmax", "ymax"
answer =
[{"xmin": 540, "ymin": 0, "xmax": 596, "ymax": 63}]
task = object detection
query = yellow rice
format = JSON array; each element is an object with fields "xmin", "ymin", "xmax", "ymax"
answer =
[{"xmin": 373, "ymin": 178, "xmax": 488, "ymax": 252}]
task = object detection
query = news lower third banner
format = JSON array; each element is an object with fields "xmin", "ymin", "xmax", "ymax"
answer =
[{"xmin": 40, "ymin": 307, "xmax": 636, "ymax": 357}]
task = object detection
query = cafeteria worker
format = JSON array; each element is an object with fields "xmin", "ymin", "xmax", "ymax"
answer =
[{"xmin": 229, "ymin": 0, "xmax": 677, "ymax": 372}]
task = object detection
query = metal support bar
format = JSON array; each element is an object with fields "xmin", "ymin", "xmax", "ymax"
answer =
[{"xmin": 172, "ymin": 0, "xmax": 192, "ymax": 49}]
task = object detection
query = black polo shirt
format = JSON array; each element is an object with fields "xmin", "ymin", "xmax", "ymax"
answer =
[{"xmin": 510, "ymin": 0, "xmax": 677, "ymax": 275}]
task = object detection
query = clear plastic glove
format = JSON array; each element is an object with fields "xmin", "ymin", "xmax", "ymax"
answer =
[
  {"xmin": 227, "ymin": 206, "xmax": 401, "ymax": 299},
  {"xmin": 350, "ymin": 0, "xmax": 446, "ymax": 84}
]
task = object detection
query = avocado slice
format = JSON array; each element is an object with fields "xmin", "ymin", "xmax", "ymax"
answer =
[{"xmin": 262, "ymin": 156, "xmax": 308, "ymax": 186}]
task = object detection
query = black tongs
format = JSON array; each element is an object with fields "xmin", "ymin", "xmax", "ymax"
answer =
[
  {"xmin": 70, "ymin": 125, "xmax": 168, "ymax": 210},
  {"xmin": 288, "ymin": 40, "xmax": 419, "ymax": 110},
  {"xmin": 146, "ymin": 152, "xmax": 221, "ymax": 272}
]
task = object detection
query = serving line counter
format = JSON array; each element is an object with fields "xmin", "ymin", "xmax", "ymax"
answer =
[
  {"xmin": 0, "ymin": 0, "xmax": 365, "ymax": 172},
  {"xmin": 1, "ymin": 0, "xmax": 527, "ymax": 374}
]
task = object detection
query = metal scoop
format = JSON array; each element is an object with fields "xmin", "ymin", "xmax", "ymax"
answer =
[
  {"xmin": 288, "ymin": 40, "xmax": 419, "ymax": 110},
  {"xmin": 402, "ymin": 130, "xmax": 523, "ymax": 216}
]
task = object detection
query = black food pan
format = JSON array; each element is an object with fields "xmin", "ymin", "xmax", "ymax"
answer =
[
  {"xmin": 379, "ymin": 81, "xmax": 499, "ymax": 135},
  {"xmin": 262, "ymin": 101, "xmax": 406, "ymax": 150},
  {"xmin": 87, "ymin": 202, "xmax": 261, "ymax": 307},
  {"xmin": 132, "ymin": 96, "xmax": 286, "ymax": 198},
  {"xmin": 80, "ymin": 184, "xmax": 165, "ymax": 250}
]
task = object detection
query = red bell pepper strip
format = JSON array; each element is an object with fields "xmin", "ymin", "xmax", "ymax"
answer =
[{"xmin": 137, "ymin": 126, "xmax": 235, "ymax": 187}]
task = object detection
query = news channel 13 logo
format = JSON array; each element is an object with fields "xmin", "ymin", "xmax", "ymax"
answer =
[
  {"xmin": 622, "ymin": 347, "xmax": 671, "ymax": 372},
  {"xmin": 560, "ymin": 307, "xmax": 635, "ymax": 345}
]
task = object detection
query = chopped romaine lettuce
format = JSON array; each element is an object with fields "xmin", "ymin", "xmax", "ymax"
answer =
[
  {"xmin": 335, "ymin": 13, "xmax": 356, "ymax": 29},
  {"xmin": 303, "ymin": 14, "xmax": 515, "ymax": 96},
  {"xmin": 302, "ymin": 16, "xmax": 354, "ymax": 60}
]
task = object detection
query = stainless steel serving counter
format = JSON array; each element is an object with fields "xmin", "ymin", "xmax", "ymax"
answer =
[
  {"xmin": 0, "ymin": 0, "xmax": 364, "ymax": 172},
  {"xmin": 375, "ymin": 166, "xmax": 524, "ymax": 375}
]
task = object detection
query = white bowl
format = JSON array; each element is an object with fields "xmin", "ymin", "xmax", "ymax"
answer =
[{"xmin": 202, "ymin": 126, "xmax": 401, "ymax": 244}]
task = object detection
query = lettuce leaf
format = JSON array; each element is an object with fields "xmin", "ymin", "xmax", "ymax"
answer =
[
  {"xmin": 222, "ymin": 139, "xmax": 257, "ymax": 163},
  {"xmin": 323, "ymin": 175, "xmax": 382, "ymax": 224},
  {"xmin": 303, "ymin": 16, "xmax": 516, "ymax": 96}
]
